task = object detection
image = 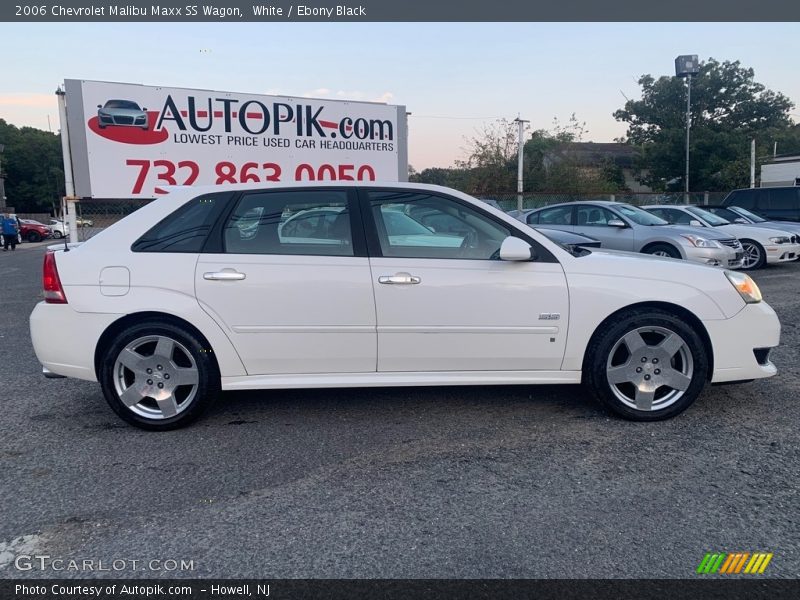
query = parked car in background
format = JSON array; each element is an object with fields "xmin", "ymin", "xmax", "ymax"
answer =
[
  {"xmin": 643, "ymin": 205, "xmax": 800, "ymax": 270},
  {"xmin": 30, "ymin": 183, "xmax": 780, "ymax": 429},
  {"xmin": 722, "ymin": 186, "xmax": 800, "ymax": 222},
  {"xmin": 519, "ymin": 201, "xmax": 743, "ymax": 268},
  {"xmin": 76, "ymin": 216, "xmax": 94, "ymax": 227},
  {"xmin": 18, "ymin": 219, "xmax": 52, "ymax": 243},
  {"xmin": 702, "ymin": 205, "xmax": 800, "ymax": 238},
  {"xmin": 49, "ymin": 219, "xmax": 67, "ymax": 239}
]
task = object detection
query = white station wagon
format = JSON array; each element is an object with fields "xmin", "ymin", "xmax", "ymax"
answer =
[{"xmin": 30, "ymin": 183, "xmax": 780, "ymax": 429}]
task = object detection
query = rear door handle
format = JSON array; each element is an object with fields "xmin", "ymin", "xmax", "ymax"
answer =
[
  {"xmin": 204, "ymin": 270, "xmax": 246, "ymax": 281},
  {"xmin": 378, "ymin": 273, "xmax": 421, "ymax": 285}
]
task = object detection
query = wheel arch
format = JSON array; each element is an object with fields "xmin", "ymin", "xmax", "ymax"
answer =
[
  {"xmin": 640, "ymin": 240, "xmax": 684, "ymax": 258},
  {"xmin": 94, "ymin": 312, "xmax": 221, "ymax": 381},
  {"xmin": 581, "ymin": 301, "xmax": 714, "ymax": 381}
]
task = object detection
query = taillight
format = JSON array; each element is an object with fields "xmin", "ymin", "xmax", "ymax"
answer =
[{"xmin": 43, "ymin": 251, "xmax": 67, "ymax": 304}]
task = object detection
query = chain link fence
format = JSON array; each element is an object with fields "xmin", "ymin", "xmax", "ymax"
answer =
[
  {"xmin": 73, "ymin": 199, "xmax": 153, "ymax": 242},
  {"xmin": 473, "ymin": 191, "xmax": 730, "ymax": 212}
]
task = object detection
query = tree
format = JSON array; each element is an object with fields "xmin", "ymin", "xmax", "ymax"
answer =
[
  {"xmin": 455, "ymin": 119, "xmax": 521, "ymax": 193},
  {"xmin": 0, "ymin": 119, "xmax": 64, "ymax": 213},
  {"xmin": 614, "ymin": 58, "xmax": 797, "ymax": 191}
]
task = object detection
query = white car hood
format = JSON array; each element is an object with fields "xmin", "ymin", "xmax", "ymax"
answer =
[{"xmin": 716, "ymin": 223, "xmax": 795, "ymax": 241}]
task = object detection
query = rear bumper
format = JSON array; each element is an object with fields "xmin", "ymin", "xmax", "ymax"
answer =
[
  {"xmin": 705, "ymin": 302, "xmax": 780, "ymax": 383},
  {"xmin": 30, "ymin": 302, "xmax": 122, "ymax": 382}
]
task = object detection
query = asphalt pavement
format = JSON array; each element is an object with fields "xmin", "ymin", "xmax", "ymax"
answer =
[{"xmin": 0, "ymin": 246, "xmax": 798, "ymax": 579}]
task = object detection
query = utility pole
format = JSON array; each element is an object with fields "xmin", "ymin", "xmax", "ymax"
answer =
[
  {"xmin": 675, "ymin": 55, "xmax": 699, "ymax": 204},
  {"xmin": 685, "ymin": 73, "xmax": 692, "ymax": 203},
  {"xmin": 750, "ymin": 139, "xmax": 756, "ymax": 188},
  {"xmin": 56, "ymin": 87, "xmax": 79, "ymax": 244},
  {"xmin": 514, "ymin": 116, "xmax": 529, "ymax": 212}
]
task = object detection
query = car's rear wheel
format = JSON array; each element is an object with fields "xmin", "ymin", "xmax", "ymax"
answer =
[
  {"xmin": 584, "ymin": 309, "xmax": 709, "ymax": 421},
  {"xmin": 26, "ymin": 231, "xmax": 42, "ymax": 243},
  {"xmin": 99, "ymin": 321, "xmax": 219, "ymax": 430},
  {"xmin": 644, "ymin": 243, "xmax": 680, "ymax": 259},
  {"xmin": 740, "ymin": 239, "xmax": 766, "ymax": 270},
  {"xmin": 52, "ymin": 230, "xmax": 63, "ymax": 239}
]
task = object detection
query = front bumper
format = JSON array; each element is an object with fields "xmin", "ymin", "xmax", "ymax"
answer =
[
  {"xmin": 704, "ymin": 302, "xmax": 780, "ymax": 383},
  {"xmin": 765, "ymin": 243, "xmax": 800, "ymax": 263},
  {"xmin": 684, "ymin": 245, "xmax": 742, "ymax": 269}
]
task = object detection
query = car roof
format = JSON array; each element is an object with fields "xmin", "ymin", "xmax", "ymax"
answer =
[
  {"xmin": 529, "ymin": 200, "xmax": 630, "ymax": 211},
  {"xmin": 161, "ymin": 181, "xmax": 480, "ymax": 196},
  {"xmin": 728, "ymin": 186, "xmax": 797, "ymax": 192}
]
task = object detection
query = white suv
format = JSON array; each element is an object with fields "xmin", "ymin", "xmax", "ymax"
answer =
[{"xmin": 30, "ymin": 183, "xmax": 780, "ymax": 429}]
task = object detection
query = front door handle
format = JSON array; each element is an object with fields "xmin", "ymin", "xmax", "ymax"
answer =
[
  {"xmin": 378, "ymin": 273, "xmax": 421, "ymax": 285},
  {"xmin": 204, "ymin": 270, "xmax": 246, "ymax": 281}
]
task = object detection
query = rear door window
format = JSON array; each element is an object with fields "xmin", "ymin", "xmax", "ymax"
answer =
[{"xmin": 535, "ymin": 206, "xmax": 573, "ymax": 225}]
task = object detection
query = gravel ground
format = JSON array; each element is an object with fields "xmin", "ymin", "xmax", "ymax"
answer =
[{"xmin": 0, "ymin": 247, "xmax": 797, "ymax": 579}]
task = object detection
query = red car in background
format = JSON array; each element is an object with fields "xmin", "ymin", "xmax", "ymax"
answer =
[{"xmin": 18, "ymin": 219, "xmax": 52, "ymax": 243}]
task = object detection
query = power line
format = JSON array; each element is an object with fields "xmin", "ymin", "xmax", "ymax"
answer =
[{"xmin": 408, "ymin": 115, "xmax": 507, "ymax": 120}]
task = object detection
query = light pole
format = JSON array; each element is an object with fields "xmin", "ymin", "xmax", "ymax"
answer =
[
  {"xmin": 675, "ymin": 55, "xmax": 699, "ymax": 203},
  {"xmin": 513, "ymin": 116, "xmax": 529, "ymax": 212}
]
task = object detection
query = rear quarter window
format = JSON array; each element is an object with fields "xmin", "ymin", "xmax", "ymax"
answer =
[{"xmin": 132, "ymin": 192, "xmax": 231, "ymax": 253}]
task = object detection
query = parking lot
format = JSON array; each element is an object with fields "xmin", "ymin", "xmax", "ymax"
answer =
[{"xmin": 0, "ymin": 245, "xmax": 798, "ymax": 579}]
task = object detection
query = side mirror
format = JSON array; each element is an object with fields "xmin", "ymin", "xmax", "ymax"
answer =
[
  {"xmin": 97, "ymin": 104, "xmax": 102, "ymax": 108},
  {"xmin": 142, "ymin": 107, "xmax": 148, "ymax": 111},
  {"xmin": 689, "ymin": 219, "xmax": 704, "ymax": 227},
  {"xmin": 607, "ymin": 219, "xmax": 626, "ymax": 228},
  {"xmin": 499, "ymin": 236, "xmax": 534, "ymax": 261}
]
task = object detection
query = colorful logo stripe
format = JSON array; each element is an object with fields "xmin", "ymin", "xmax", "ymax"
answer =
[{"xmin": 697, "ymin": 552, "xmax": 773, "ymax": 574}]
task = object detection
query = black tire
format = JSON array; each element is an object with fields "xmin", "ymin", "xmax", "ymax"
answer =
[
  {"xmin": 52, "ymin": 231, "xmax": 63, "ymax": 239},
  {"xmin": 740, "ymin": 239, "xmax": 766, "ymax": 270},
  {"xmin": 98, "ymin": 320, "xmax": 219, "ymax": 430},
  {"xmin": 26, "ymin": 231, "xmax": 42, "ymax": 243},
  {"xmin": 583, "ymin": 308, "xmax": 709, "ymax": 421},
  {"xmin": 643, "ymin": 243, "xmax": 680, "ymax": 259}
]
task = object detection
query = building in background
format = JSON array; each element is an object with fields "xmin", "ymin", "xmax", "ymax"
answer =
[{"xmin": 761, "ymin": 154, "xmax": 800, "ymax": 187}]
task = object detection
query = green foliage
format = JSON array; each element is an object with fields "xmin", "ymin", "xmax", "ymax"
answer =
[
  {"xmin": 413, "ymin": 114, "xmax": 628, "ymax": 194},
  {"xmin": 0, "ymin": 119, "xmax": 64, "ymax": 213},
  {"xmin": 614, "ymin": 58, "xmax": 799, "ymax": 191}
]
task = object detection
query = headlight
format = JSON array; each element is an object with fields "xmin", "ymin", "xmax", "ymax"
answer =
[
  {"xmin": 681, "ymin": 234, "xmax": 721, "ymax": 248},
  {"xmin": 769, "ymin": 236, "xmax": 790, "ymax": 244},
  {"xmin": 725, "ymin": 270, "xmax": 762, "ymax": 304}
]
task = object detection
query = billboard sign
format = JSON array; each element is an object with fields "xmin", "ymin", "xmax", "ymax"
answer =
[{"xmin": 63, "ymin": 79, "xmax": 407, "ymax": 198}]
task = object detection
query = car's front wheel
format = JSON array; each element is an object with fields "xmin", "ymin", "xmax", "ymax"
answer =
[
  {"xmin": 52, "ymin": 230, "xmax": 63, "ymax": 239},
  {"xmin": 740, "ymin": 239, "xmax": 766, "ymax": 270},
  {"xmin": 99, "ymin": 321, "xmax": 219, "ymax": 430},
  {"xmin": 584, "ymin": 309, "xmax": 709, "ymax": 421},
  {"xmin": 643, "ymin": 243, "xmax": 680, "ymax": 259}
]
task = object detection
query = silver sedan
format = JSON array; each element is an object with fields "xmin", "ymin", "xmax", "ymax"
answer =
[{"xmin": 516, "ymin": 201, "xmax": 743, "ymax": 268}]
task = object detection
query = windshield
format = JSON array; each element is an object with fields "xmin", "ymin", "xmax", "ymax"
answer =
[
  {"xmin": 730, "ymin": 206, "xmax": 766, "ymax": 223},
  {"xmin": 104, "ymin": 100, "xmax": 141, "ymax": 110},
  {"xmin": 686, "ymin": 206, "xmax": 730, "ymax": 226},
  {"xmin": 614, "ymin": 204, "xmax": 668, "ymax": 226}
]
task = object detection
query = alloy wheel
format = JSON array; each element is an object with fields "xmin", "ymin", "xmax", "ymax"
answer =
[
  {"xmin": 741, "ymin": 242, "xmax": 762, "ymax": 269},
  {"xmin": 112, "ymin": 335, "xmax": 200, "ymax": 420},
  {"xmin": 605, "ymin": 326, "xmax": 694, "ymax": 411}
]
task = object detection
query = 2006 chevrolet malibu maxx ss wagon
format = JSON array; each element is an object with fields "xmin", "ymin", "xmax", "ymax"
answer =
[{"xmin": 30, "ymin": 183, "xmax": 780, "ymax": 430}]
